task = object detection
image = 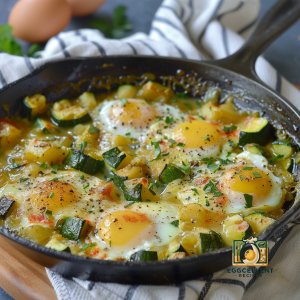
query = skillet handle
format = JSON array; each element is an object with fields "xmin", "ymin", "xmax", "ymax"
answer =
[{"xmin": 210, "ymin": 0, "xmax": 300, "ymax": 82}]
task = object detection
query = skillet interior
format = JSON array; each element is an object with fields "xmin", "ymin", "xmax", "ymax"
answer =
[{"xmin": 1, "ymin": 55, "xmax": 300, "ymax": 284}]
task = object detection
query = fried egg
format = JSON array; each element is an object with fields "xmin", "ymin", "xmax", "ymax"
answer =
[
  {"xmin": 176, "ymin": 151, "xmax": 283, "ymax": 214},
  {"xmin": 98, "ymin": 99, "xmax": 182, "ymax": 139},
  {"xmin": 95, "ymin": 202, "xmax": 179, "ymax": 259}
]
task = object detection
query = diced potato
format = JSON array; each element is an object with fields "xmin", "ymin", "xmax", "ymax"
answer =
[
  {"xmin": 117, "ymin": 85, "xmax": 138, "ymax": 99},
  {"xmin": 25, "ymin": 138, "xmax": 69, "ymax": 164},
  {"xmin": 117, "ymin": 165, "xmax": 144, "ymax": 180},
  {"xmin": 137, "ymin": 81, "xmax": 175, "ymax": 103},
  {"xmin": 20, "ymin": 225, "xmax": 54, "ymax": 244},
  {"xmin": 117, "ymin": 152, "xmax": 133, "ymax": 170},
  {"xmin": 0, "ymin": 118, "xmax": 21, "ymax": 148},
  {"xmin": 178, "ymin": 203, "xmax": 227, "ymax": 231},
  {"xmin": 115, "ymin": 135, "xmax": 130, "ymax": 147},
  {"xmin": 78, "ymin": 92, "xmax": 97, "ymax": 109},
  {"xmin": 76, "ymin": 125, "xmax": 99, "ymax": 147}
]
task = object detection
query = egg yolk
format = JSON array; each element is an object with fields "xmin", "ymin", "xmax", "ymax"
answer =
[
  {"xmin": 173, "ymin": 120, "xmax": 221, "ymax": 148},
  {"xmin": 30, "ymin": 181, "xmax": 78, "ymax": 212},
  {"xmin": 224, "ymin": 166, "xmax": 272, "ymax": 198},
  {"xmin": 98, "ymin": 210, "xmax": 154, "ymax": 246},
  {"xmin": 110, "ymin": 99, "xmax": 157, "ymax": 129},
  {"xmin": 245, "ymin": 249, "xmax": 256, "ymax": 261}
]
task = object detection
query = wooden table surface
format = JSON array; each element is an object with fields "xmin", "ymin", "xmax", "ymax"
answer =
[{"xmin": 0, "ymin": 235, "xmax": 57, "ymax": 300}]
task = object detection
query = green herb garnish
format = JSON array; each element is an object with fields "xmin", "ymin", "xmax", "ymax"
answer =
[
  {"xmin": 124, "ymin": 202, "xmax": 135, "ymax": 208},
  {"xmin": 222, "ymin": 125, "xmax": 237, "ymax": 133},
  {"xmin": 268, "ymin": 155, "xmax": 284, "ymax": 164},
  {"xmin": 242, "ymin": 167, "xmax": 253, "ymax": 170},
  {"xmin": 170, "ymin": 220, "xmax": 179, "ymax": 227},
  {"xmin": 151, "ymin": 140, "xmax": 161, "ymax": 159},
  {"xmin": 184, "ymin": 103, "xmax": 192, "ymax": 110},
  {"xmin": 239, "ymin": 175, "xmax": 244, "ymax": 181},
  {"xmin": 179, "ymin": 161, "xmax": 191, "ymax": 174},
  {"xmin": 192, "ymin": 188, "xmax": 199, "ymax": 195},
  {"xmin": 10, "ymin": 159, "xmax": 21, "ymax": 169},
  {"xmin": 39, "ymin": 162, "xmax": 47, "ymax": 169},
  {"xmin": 83, "ymin": 183, "xmax": 89, "ymax": 189},
  {"xmin": 176, "ymin": 92, "xmax": 187, "ymax": 99},
  {"xmin": 89, "ymin": 125, "xmax": 100, "ymax": 134},
  {"xmin": 49, "ymin": 192, "xmax": 54, "ymax": 198},
  {"xmin": 81, "ymin": 243, "xmax": 97, "ymax": 252},
  {"xmin": 121, "ymin": 98, "xmax": 128, "ymax": 107},
  {"xmin": 202, "ymin": 135, "xmax": 210, "ymax": 141},
  {"xmin": 125, "ymin": 132, "xmax": 131, "ymax": 136},
  {"xmin": 244, "ymin": 194, "xmax": 253, "ymax": 208},
  {"xmin": 177, "ymin": 142, "xmax": 185, "ymax": 147},
  {"xmin": 203, "ymin": 180, "xmax": 222, "ymax": 197},
  {"xmin": 165, "ymin": 116, "xmax": 175, "ymax": 124},
  {"xmin": 81, "ymin": 141, "xmax": 87, "ymax": 153},
  {"xmin": 228, "ymin": 140, "xmax": 235, "ymax": 147},
  {"xmin": 252, "ymin": 171, "xmax": 262, "ymax": 178},
  {"xmin": 20, "ymin": 178, "xmax": 29, "ymax": 183},
  {"xmin": 144, "ymin": 98, "xmax": 153, "ymax": 105}
]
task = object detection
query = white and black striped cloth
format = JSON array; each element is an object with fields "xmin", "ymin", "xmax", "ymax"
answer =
[{"xmin": 1, "ymin": 0, "xmax": 299, "ymax": 299}]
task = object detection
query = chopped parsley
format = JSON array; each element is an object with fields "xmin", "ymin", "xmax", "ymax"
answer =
[
  {"xmin": 49, "ymin": 192, "xmax": 54, "ymax": 198},
  {"xmin": 199, "ymin": 115, "xmax": 205, "ymax": 120},
  {"xmin": 124, "ymin": 202, "xmax": 135, "ymax": 208},
  {"xmin": 244, "ymin": 194, "xmax": 253, "ymax": 208},
  {"xmin": 226, "ymin": 152, "xmax": 231, "ymax": 158},
  {"xmin": 48, "ymin": 177, "xmax": 63, "ymax": 182},
  {"xmin": 228, "ymin": 140, "xmax": 235, "ymax": 147},
  {"xmin": 45, "ymin": 210, "xmax": 52, "ymax": 215},
  {"xmin": 201, "ymin": 158, "xmax": 212, "ymax": 164},
  {"xmin": 184, "ymin": 103, "xmax": 192, "ymax": 110},
  {"xmin": 20, "ymin": 178, "xmax": 29, "ymax": 183},
  {"xmin": 192, "ymin": 188, "xmax": 199, "ymax": 195},
  {"xmin": 10, "ymin": 159, "xmax": 21, "ymax": 169},
  {"xmin": 151, "ymin": 140, "xmax": 161, "ymax": 159},
  {"xmin": 176, "ymin": 92, "xmax": 187, "ymax": 99},
  {"xmin": 177, "ymin": 142, "xmax": 185, "ymax": 147},
  {"xmin": 242, "ymin": 167, "xmax": 253, "ymax": 170},
  {"xmin": 218, "ymin": 158, "xmax": 232, "ymax": 165},
  {"xmin": 202, "ymin": 135, "xmax": 210, "ymax": 141},
  {"xmin": 80, "ymin": 174, "xmax": 84, "ymax": 179},
  {"xmin": 131, "ymin": 138, "xmax": 137, "ymax": 141},
  {"xmin": 203, "ymin": 180, "xmax": 222, "ymax": 197},
  {"xmin": 234, "ymin": 168, "xmax": 242, "ymax": 175},
  {"xmin": 121, "ymin": 98, "xmax": 128, "ymax": 107},
  {"xmin": 39, "ymin": 162, "xmax": 47, "ymax": 169},
  {"xmin": 196, "ymin": 102, "xmax": 202, "ymax": 108},
  {"xmin": 208, "ymin": 163, "xmax": 219, "ymax": 173},
  {"xmin": 252, "ymin": 171, "xmax": 262, "ymax": 178},
  {"xmin": 170, "ymin": 99, "xmax": 177, "ymax": 103},
  {"xmin": 88, "ymin": 210, "xmax": 94, "ymax": 214},
  {"xmin": 268, "ymin": 155, "xmax": 284, "ymax": 164},
  {"xmin": 42, "ymin": 138, "xmax": 58, "ymax": 142},
  {"xmin": 206, "ymin": 199, "xmax": 210, "ymax": 206},
  {"xmin": 52, "ymin": 164, "xmax": 63, "ymax": 169},
  {"xmin": 168, "ymin": 138, "xmax": 177, "ymax": 144},
  {"xmin": 125, "ymin": 132, "xmax": 131, "ymax": 136},
  {"xmin": 164, "ymin": 136, "xmax": 168, "ymax": 139},
  {"xmin": 185, "ymin": 127, "xmax": 189, "ymax": 130},
  {"xmin": 170, "ymin": 220, "xmax": 179, "ymax": 227},
  {"xmin": 109, "ymin": 240, "xmax": 112, "ymax": 247},
  {"xmin": 51, "ymin": 170, "xmax": 57, "ymax": 174},
  {"xmin": 144, "ymin": 98, "xmax": 153, "ymax": 105},
  {"xmin": 83, "ymin": 183, "xmax": 90, "ymax": 189},
  {"xmin": 89, "ymin": 124, "xmax": 100, "ymax": 133},
  {"xmin": 165, "ymin": 116, "xmax": 175, "ymax": 124},
  {"xmin": 179, "ymin": 161, "xmax": 191, "ymax": 174},
  {"xmin": 162, "ymin": 152, "xmax": 169, "ymax": 157},
  {"xmin": 81, "ymin": 243, "xmax": 97, "ymax": 252},
  {"xmin": 239, "ymin": 175, "xmax": 244, "ymax": 181},
  {"xmin": 222, "ymin": 125, "xmax": 237, "ymax": 133}
]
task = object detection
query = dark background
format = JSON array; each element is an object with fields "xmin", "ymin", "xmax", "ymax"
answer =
[{"xmin": 0, "ymin": 0, "xmax": 299, "ymax": 299}]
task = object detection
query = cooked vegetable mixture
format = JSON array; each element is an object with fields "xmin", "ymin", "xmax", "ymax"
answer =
[{"xmin": 0, "ymin": 80, "xmax": 298, "ymax": 261}]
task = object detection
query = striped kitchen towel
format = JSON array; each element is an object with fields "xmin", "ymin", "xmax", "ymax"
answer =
[{"xmin": 1, "ymin": 0, "xmax": 300, "ymax": 299}]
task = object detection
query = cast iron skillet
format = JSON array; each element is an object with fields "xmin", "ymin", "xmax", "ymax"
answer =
[{"xmin": 0, "ymin": 0, "xmax": 300, "ymax": 285}]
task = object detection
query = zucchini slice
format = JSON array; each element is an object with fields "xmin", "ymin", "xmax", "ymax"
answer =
[
  {"xmin": 244, "ymin": 143, "xmax": 270, "ymax": 158},
  {"xmin": 50, "ymin": 100, "xmax": 92, "ymax": 127},
  {"xmin": 130, "ymin": 250, "xmax": 158, "ymax": 261},
  {"xmin": 222, "ymin": 215, "xmax": 252, "ymax": 241},
  {"xmin": 103, "ymin": 147, "xmax": 126, "ymax": 170},
  {"xmin": 272, "ymin": 140, "xmax": 294, "ymax": 158},
  {"xmin": 0, "ymin": 196, "xmax": 15, "ymax": 218},
  {"xmin": 283, "ymin": 158, "xmax": 294, "ymax": 172},
  {"xmin": 46, "ymin": 237, "xmax": 69, "ymax": 252},
  {"xmin": 63, "ymin": 149, "xmax": 104, "ymax": 175},
  {"xmin": 61, "ymin": 217, "xmax": 86, "ymax": 241},
  {"xmin": 239, "ymin": 117, "xmax": 272, "ymax": 146},
  {"xmin": 20, "ymin": 94, "xmax": 46, "ymax": 121},
  {"xmin": 159, "ymin": 164, "xmax": 185, "ymax": 184},
  {"xmin": 34, "ymin": 118, "xmax": 58, "ymax": 134},
  {"xmin": 117, "ymin": 85, "xmax": 138, "ymax": 99},
  {"xmin": 198, "ymin": 229, "xmax": 224, "ymax": 254},
  {"xmin": 244, "ymin": 212, "xmax": 275, "ymax": 235}
]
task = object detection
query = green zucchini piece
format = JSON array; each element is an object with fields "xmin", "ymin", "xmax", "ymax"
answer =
[
  {"xmin": 34, "ymin": 118, "xmax": 58, "ymax": 134},
  {"xmin": 63, "ymin": 149, "xmax": 104, "ymax": 175},
  {"xmin": 20, "ymin": 94, "xmax": 46, "ymax": 121},
  {"xmin": 210, "ymin": 231, "xmax": 224, "ymax": 250},
  {"xmin": 61, "ymin": 217, "xmax": 86, "ymax": 240},
  {"xmin": 50, "ymin": 104, "xmax": 92, "ymax": 127},
  {"xmin": 0, "ymin": 196, "xmax": 15, "ymax": 218},
  {"xmin": 272, "ymin": 142, "xmax": 294, "ymax": 158},
  {"xmin": 103, "ymin": 147, "xmax": 126, "ymax": 169},
  {"xmin": 204, "ymin": 89, "xmax": 220, "ymax": 104},
  {"xmin": 239, "ymin": 117, "xmax": 272, "ymax": 146},
  {"xmin": 198, "ymin": 229, "xmax": 224, "ymax": 253},
  {"xmin": 283, "ymin": 158, "xmax": 294, "ymax": 172},
  {"xmin": 117, "ymin": 85, "xmax": 138, "ymax": 99},
  {"xmin": 78, "ymin": 92, "xmax": 96, "ymax": 109},
  {"xmin": 168, "ymin": 240, "xmax": 187, "ymax": 254},
  {"xmin": 159, "ymin": 164, "xmax": 185, "ymax": 184},
  {"xmin": 244, "ymin": 143, "xmax": 270, "ymax": 158},
  {"xmin": 112, "ymin": 172, "xmax": 143, "ymax": 202},
  {"xmin": 244, "ymin": 212, "xmax": 275, "ymax": 235},
  {"xmin": 199, "ymin": 232, "xmax": 213, "ymax": 253},
  {"xmin": 130, "ymin": 250, "xmax": 158, "ymax": 261},
  {"xmin": 222, "ymin": 215, "xmax": 252, "ymax": 241}
]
